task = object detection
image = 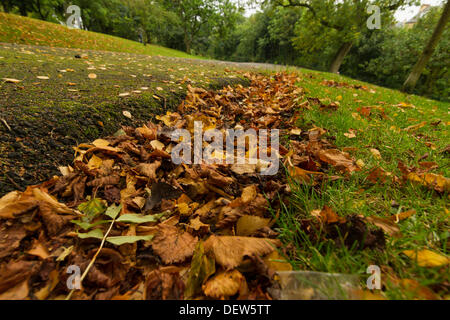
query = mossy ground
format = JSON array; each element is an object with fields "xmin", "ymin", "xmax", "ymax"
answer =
[{"xmin": 0, "ymin": 43, "xmax": 249, "ymax": 194}]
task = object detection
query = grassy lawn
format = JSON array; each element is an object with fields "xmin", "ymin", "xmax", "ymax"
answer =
[
  {"xmin": 274, "ymin": 69, "xmax": 449, "ymax": 299},
  {"xmin": 0, "ymin": 13, "xmax": 200, "ymax": 59}
]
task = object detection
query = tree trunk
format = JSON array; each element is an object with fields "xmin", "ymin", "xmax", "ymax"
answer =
[
  {"xmin": 1, "ymin": 0, "xmax": 11, "ymax": 13},
  {"xmin": 19, "ymin": 2, "xmax": 27, "ymax": 16},
  {"xmin": 403, "ymin": 0, "xmax": 450, "ymax": 92},
  {"xmin": 184, "ymin": 33, "xmax": 192, "ymax": 54},
  {"xmin": 329, "ymin": 41, "xmax": 353, "ymax": 73}
]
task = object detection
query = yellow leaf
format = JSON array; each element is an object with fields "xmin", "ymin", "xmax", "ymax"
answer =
[
  {"xmin": 92, "ymin": 139, "xmax": 110, "ymax": 148},
  {"xmin": 407, "ymin": 172, "xmax": 450, "ymax": 193},
  {"xmin": 87, "ymin": 154, "xmax": 103, "ymax": 169},
  {"xmin": 236, "ymin": 215, "xmax": 270, "ymax": 236},
  {"xmin": 403, "ymin": 249, "xmax": 449, "ymax": 267},
  {"xmin": 263, "ymin": 251, "xmax": 292, "ymax": 272},
  {"xmin": 370, "ymin": 148, "xmax": 382, "ymax": 159}
]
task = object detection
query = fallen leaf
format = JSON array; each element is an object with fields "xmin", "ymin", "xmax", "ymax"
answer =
[
  {"xmin": 365, "ymin": 216, "xmax": 401, "ymax": 237},
  {"xmin": 185, "ymin": 242, "xmax": 216, "ymax": 299},
  {"xmin": 317, "ymin": 149, "xmax": 358, "ymax": 172},
  {"xmin": 152, "ymin": 225, "xmax": 198, "ymax": 264},
  {"xmin": 202, "ymin": 270, "xmax": 247, "ymax": 299},
  {"xmin": 236, "ymin": 215, "xmax": 270, "ymax": 236},
  {"xmin": 2, "ymin": 78, "xmax": 22, "ymax": 83},
  {"xmin": 370, "ymin": 148, "xmax": 382, "ymax": 160},
  {"xmin": 107, "ymin": 235, "xmax": 154, "ymax": 246},
  {"xmin": 403, "ymin": 249, "xmax": 449, "ymax": 267},
  {"xmin": 123, "ymin": 110, "xmax": 132, "ymax": 118},
  {"xmin": 407, "ymin": 172, "xmax": 450, "ymax": 193},
  {"xmin": 204, "ymin": 235, "xmax": 280, "ymax": 269}
]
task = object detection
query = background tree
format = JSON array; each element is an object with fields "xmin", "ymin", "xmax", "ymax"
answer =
[
  {"xmin": 403, "ymin": 0, "xmax": 449, "ymax": 92},
  {"xmin": 162, "ymin": 0, "xmax": 216, "ymax": 54},
  {"xmin": 265, "ymin": 0, "xmax": 416, "ymax": 73}
]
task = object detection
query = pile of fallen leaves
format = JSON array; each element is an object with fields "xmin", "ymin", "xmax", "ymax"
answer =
[{"xmin": 0, "ymin": 73, "xmax": 445, "ymax": 300}]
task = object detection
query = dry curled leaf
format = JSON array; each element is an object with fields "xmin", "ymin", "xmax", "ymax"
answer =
[
  {"xmin": 136, "ymin": 161, "xmax": 161, "ymax": 180},
  {"xmin": 202, "ymin": 270, "xmax": 247, "ymax": 299}
]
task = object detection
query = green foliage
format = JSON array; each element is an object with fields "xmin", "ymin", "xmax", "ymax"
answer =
[
  {"xmin": 106, "ymin": 235, "xmax": 154, "ymax": 245},
  {"xmin": 347, "ymin": 6, "xmax": 449, "ymax": 101},
  {"xmin": 116, "ymin": 212, "xmax": 168, "ymax": 224}
]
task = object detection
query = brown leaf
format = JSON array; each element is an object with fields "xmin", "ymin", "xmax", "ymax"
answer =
[
  {"xmin": 27, "ymin": 240, "xmax": 50, "ymax": 260},
  {"xmin": 0, "ymin": 261, "xmax": 37, "ymax": 293},
  {"xmin": 151, "ymin": 225, "xmax": 198, "ymax": 264},
  {"xmin": 0, "ymin": 224, "xmax": 27, "ymax": 259},
  {"xmin": 0, "ymin": 280, "xmax": 29, "ymax": 300},
  {"xmin": 312, "ymin": 206, "xmax": 345, "ymax": 224},
  {"xmin": 367, "ymin": 167, "xmax": 389, "ymax": 184},
  {"xmin": 365, "ymin": 216, "xmax": 401, "ymax": 237},
  {"xmin": 241, "ymin": 185, "xmax": 257, "ymax": 204},
  {"xmin": 136, "ymin": 161, "xmax": 161, "ymax": 180},
  {"xmin": 317, "ymin": 149, "xmax": 358, "ymax": 172},
  {"xmin": 87, "ymin": 175, "xmax": 120, "ymax": 187},
  {"xmin": 187, "ymin": 216, "xmax": 210, "ymax": 235},
  {"xmin": 0, "ymin": 191, "xmax": 39, "ymax": 219},
  {"xmin": 390, "ymin": 209, "xmax": 416, "ymax": 222},
  {"xmin": 39, "ymin": 202, "xmax": 76, "ymax": 236},
  {"xmin": 204, "ymin": 235, "xmax": 280, "ymax": 269},
  {"xmin": 145, "ymin": 269, "xmax": 185, "ymax": 300}
]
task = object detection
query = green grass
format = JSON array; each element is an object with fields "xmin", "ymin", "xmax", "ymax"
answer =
[
  {"xmin": 273, "ymin": 68, "xmax": 450, "ymax": 299},
  {"xmin": 0, "ymin": 12, "xmax": 200, "ymax": 59}
]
